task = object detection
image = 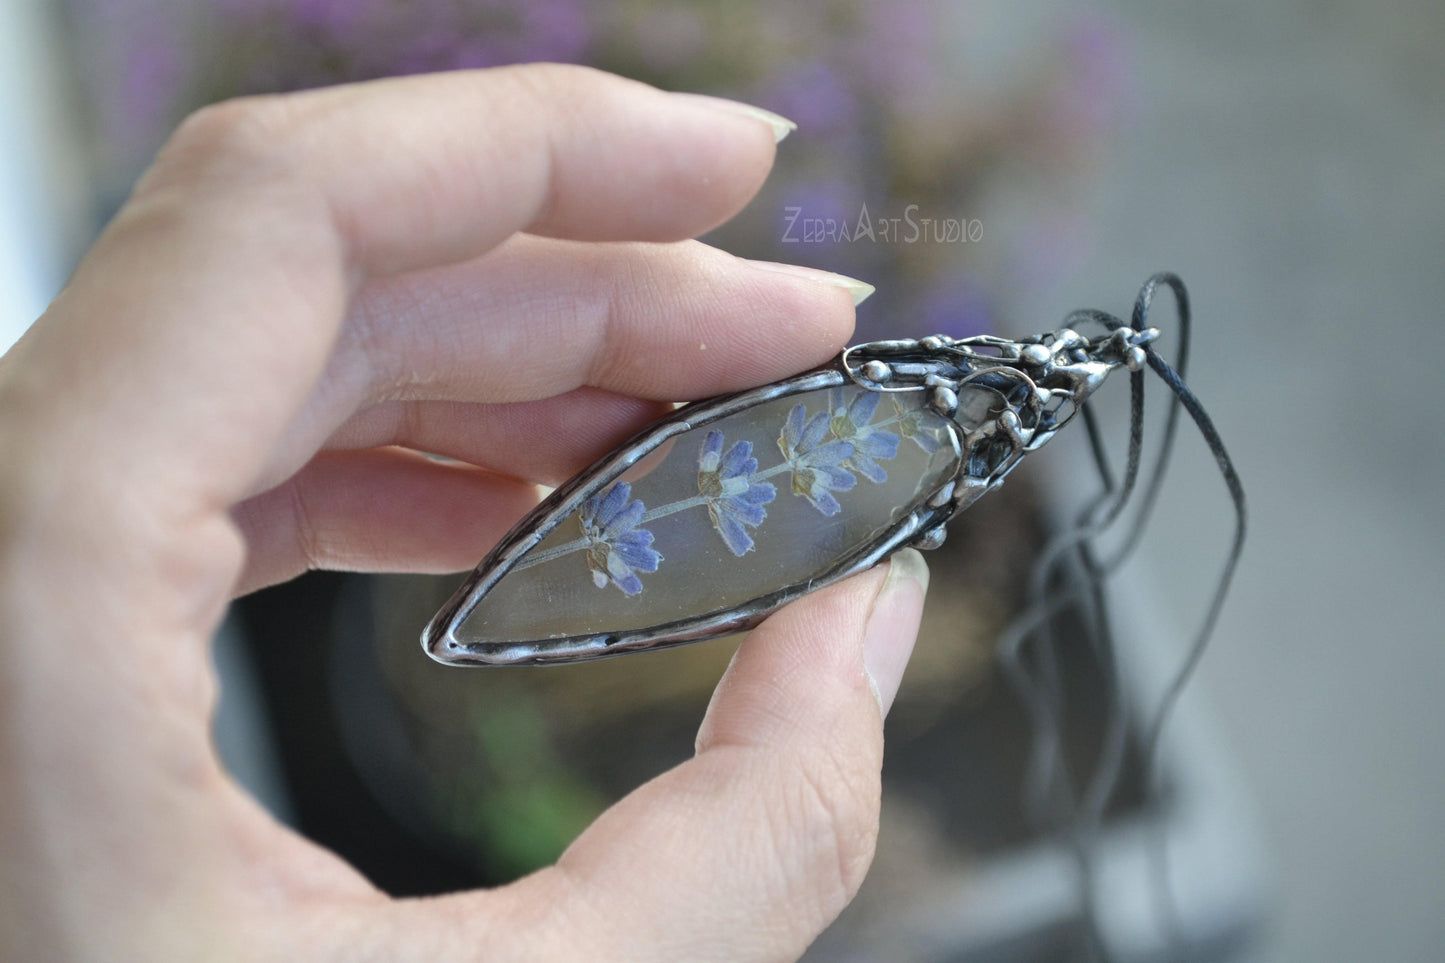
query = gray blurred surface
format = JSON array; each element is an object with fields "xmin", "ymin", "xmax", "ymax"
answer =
[{"xmin": 1008, "ymin": 2, "xmax": 1445, "ymax": 961}]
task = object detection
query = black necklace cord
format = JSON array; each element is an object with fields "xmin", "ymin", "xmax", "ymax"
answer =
[
  {"xmin": 994, "ymin": 274, "xmax": 1244, "ymax": 963},
  {"xmin": 1137, "ymin": 342, "xmax": 1248, "ymax": 779}
]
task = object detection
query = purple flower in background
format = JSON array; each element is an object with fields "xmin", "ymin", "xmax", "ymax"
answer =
[
  {"xmin": 851, "ymin": 0, "xmax": 937, "ymax": 99},
  {"xmin": 580, "ymin": 482, "xmax": 660, "ymax": 595},
  {"xmin": 1052, "ymin": 11, "xmax": 1134, "ymax": 136},
  {"xmin": 116, "ymin": 30, "xmax": 182, "ymax": 147},
  {"xmin": 64, "ymin": 0, "xmax": 1129, "ymax": 342},
  {"xmin": 284, "ymin": 0, "xmax": 378, "ymax": 32},
  {"xmin": 697, "ymin": 430, "xmax": 776, "ymax": 556},
  {"xmin": 782, "ymin": 177, "xmax": 856, "ymax": 226},
  {"xmin": 779, "ymin": 404, "xmax": 856, "ymax": 517},
  {"xmin": 774, "ymin": 175, "xmax": 875, "ymax": 275},
  {"xmin": 918, "ymin": 270, "xmax": 992, "ymax": 341},
  {"xmin": 630, "ymin": 6, "xmax": 707, "ymax": 71},
  {"xmin": 1012, "ymin": 212, "xmax": 1088, "ymax": 289},
  {"xmin": 209, "ymin": 0, "xmax": 591, "ymax": 86},
  {"xmin": 64, "ymin": 0, "xmax": 185, "ymax": 160},
  {"xmin": 521, "ymin": 0, "xmax": 591, "ymax": 62},
  {"xmin": 760, "ymin": 62, "xmax": 857, "ymax": 134}
]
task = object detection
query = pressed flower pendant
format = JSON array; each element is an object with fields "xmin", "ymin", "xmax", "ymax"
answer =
[{"xmin": 425, "ymin": 325, "xmax": 1160, "ymax": 665}]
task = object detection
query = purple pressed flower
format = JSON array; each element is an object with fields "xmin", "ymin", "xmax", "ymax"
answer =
[
  {"xmin": 778, "ymin": 404, "xmax": 856, "ymax": 517},
  {"xmin": 827, "ymin": 390, "xmax": 900, "ymax": 483},
  {"xmin": 891, "ymin": 396, "xmax": 942, "ymax": 454},
  {"xmin": 698, "ymin": 430, "xmax": 776, "ymax": 556},
  {"xmin": 579, "ymin": 482, "xmax": 660, "ymax": 596}
]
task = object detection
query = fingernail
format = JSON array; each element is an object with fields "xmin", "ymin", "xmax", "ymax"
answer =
[
  {"xmin": 674, "ymin": 93, "xmax": 798, "ymax": 143},
  {"xmin": 749, "ymin": 260, "xmax": 876, "ymax": 306},
  {"xmin": 863, "ymin": 548, "xmax": 930, "ymax": 717}
]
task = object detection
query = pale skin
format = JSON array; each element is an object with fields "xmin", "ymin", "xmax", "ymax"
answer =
[{"xmin": 0, "ymin": 64, "xmax": 930, "ymax": 961}]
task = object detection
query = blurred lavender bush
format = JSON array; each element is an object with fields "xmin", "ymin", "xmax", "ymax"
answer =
[{"xmin": 62, "ymin": 0, "xmax": 1134, "ymax": 341}]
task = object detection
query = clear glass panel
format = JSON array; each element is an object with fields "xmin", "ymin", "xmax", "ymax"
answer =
[{"xmin": 454, "ymin": 384, "xmax": 961, "ymax": 645}]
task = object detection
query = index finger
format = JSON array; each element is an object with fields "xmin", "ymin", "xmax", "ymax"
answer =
[
  {"xmin": 10, "ymin": 65, "xmax": 795, "ymax": 518},
  {"xmin": 137, "ymin": 67, "xmax": 792, "ymax": 275}
]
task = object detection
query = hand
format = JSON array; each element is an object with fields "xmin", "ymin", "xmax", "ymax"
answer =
[{"xmin": 0, "ymin": 65, "xmax": 928, "ymax": 962}]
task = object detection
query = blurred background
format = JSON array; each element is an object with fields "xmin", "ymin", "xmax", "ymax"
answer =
[{"xmin": 3, "ymin": 0, "xmax": 1442, "ymax": 960}]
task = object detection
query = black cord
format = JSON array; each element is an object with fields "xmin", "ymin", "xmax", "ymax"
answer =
[
  {"xmin": 1138, "ymin": 342, "xmax": 1248, "ymax": 962},
  {"xmin": 996, "ymin": 275, "xmax": 1245, "ymax": 963}
]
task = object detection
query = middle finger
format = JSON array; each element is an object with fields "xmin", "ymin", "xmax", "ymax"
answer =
[{"xmin": 252, "ymin": 235, "xmax": 864, "ymax": 493}]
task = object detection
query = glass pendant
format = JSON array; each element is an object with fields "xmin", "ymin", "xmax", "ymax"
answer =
[{"xmin": 426, "ymin": 327, "xmax": 1158, "ymax": 665}]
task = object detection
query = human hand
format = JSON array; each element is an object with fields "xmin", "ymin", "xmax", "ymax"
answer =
[{"xmin": 0, "ymin": 65, "xmax": 928, "ymax": 961}]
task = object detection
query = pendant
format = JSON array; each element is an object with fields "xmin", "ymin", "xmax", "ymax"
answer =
[{"xmin": 424, "ymin": 324, "xmax": 1158, "ymax": 665}]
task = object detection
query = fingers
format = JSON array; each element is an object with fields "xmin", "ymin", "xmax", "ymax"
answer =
[
  {"xmin": 325, "ymin": 387, "xmax": 673, "ymax": 488},
  {"xmin": 344, "ymin": 236, "xmax": 862, "ymax": 405},
  {"xmin": 0, "ymin": 60, "xmax": 909, "ymax": 963},
  {"xmin": 11, "ymin": 65, "xmax": 794, "ymax": 524},
  {"xmin": 239, "ymin": 234, "xmax": 869, "ymax": 582},
  {"xmin": 383, "ymin": 551, "xmax": 928, "ymax": 963},
  {"xmin": 253, "ymin": 236, "xmax": 858, "ymax": 492},
  {"xmin": 231, "ymin": 448, "xmax": 541, "ymax": 594},
  {"xmin": 138, "ymin": 66, "xmax": 787, "ymax": 274}
]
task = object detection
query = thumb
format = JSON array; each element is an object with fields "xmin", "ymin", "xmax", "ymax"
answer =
[{"xmin": 398, "ymin": 549, "xmax": 928, "ymax": 963}]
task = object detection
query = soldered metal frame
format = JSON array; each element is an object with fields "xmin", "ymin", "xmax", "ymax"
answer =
[{"xmin": 423, "ymin": 325, "xmax": 1157, "ymax": 667}]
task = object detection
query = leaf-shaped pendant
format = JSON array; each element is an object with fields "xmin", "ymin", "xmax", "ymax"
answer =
[{"xmin": 425, "ymin": 326, "xmax": 1158, "ymax": 665}]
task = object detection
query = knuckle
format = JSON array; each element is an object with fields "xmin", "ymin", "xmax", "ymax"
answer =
[
  {"xmin": 774, "ymin": 746, "xmax": 881, "ymax": 924},
  {"xmin": 496, "ymin": 61, "xmax": 607, "ymax": 100},
  {"xmin": 141, "ymin": 95, "xmax": 298, "ymax": 193},
  {"xmin": 284, "ymin": 473, "xmax": 323, "ymax": 573}
]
